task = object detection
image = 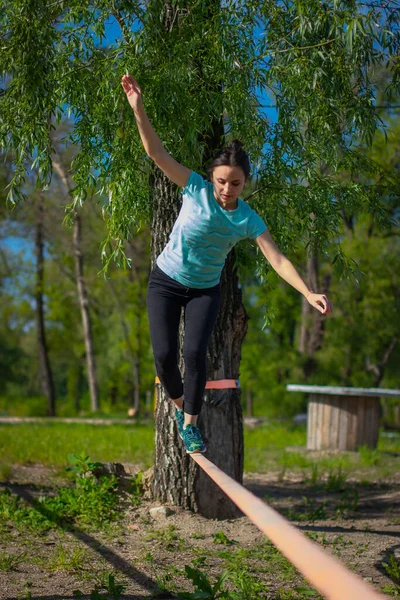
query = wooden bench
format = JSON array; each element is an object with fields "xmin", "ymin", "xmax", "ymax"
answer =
[{"xmin": 286, "ymin": 385, "xmax": 400, "ymax": 451}]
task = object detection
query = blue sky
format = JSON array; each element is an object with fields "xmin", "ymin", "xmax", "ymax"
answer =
[{"xmin": 2, "ymin": 236, "xmax": 34, "ymax": 254}]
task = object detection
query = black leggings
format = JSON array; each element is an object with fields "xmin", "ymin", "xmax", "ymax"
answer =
[{"xmin": 146, "ymin": 264, "xmax": 221, "ymax": 415}]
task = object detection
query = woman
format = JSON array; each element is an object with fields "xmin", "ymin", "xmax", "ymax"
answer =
[{"xmin": 121, "ymin": 74, "xmax": 333, "ymax": 454}]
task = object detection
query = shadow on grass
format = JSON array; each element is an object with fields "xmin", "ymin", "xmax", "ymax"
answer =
[
  {"xmin": 244, "ymin": 478, "xmax": 400, "ymax": 533},
  {"xmin": 375, "ymin": 543, "xmax": 400, "ymax": 586},
  {"xmin": 4, "ymin": 596, "xmax": 173, "ymax": 600},
  {"xmin": 0, "ymin": 482, "xmax": 171, "ymax": 599}
]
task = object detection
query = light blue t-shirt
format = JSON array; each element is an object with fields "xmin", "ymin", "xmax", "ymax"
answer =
[{"xmin": 156, "ymin": 171, "xmax": 267, "ymax": 288}]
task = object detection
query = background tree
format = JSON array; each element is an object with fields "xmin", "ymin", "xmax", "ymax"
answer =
[
  {"xmin": 239, "ymin": 66, "xmax": 400, "ymax": 418},
  {"xmin": 34, "ymin": 192, "xmax": 56, "ymax": 416},
  {"xmin": 52, "ymin": 145, "xmax": 100, "ymax": 413},
  {"xmin": 0, "ymin": 147, "xmax": 152, "ymax": 415}
]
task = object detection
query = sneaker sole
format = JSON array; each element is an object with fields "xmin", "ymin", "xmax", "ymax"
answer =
[{"xmin": 186, "ymin": 446, "xmax": 207, "ymax": 454}]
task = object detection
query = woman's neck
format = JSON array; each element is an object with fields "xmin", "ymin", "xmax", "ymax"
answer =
[{"xmin": 213, "ymin": 190, "xmax": 238, "ymax": 211}]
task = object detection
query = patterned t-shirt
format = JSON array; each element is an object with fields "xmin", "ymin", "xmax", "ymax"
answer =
[{"xmin": 156, "ymin": 171, "xmax": 267, "ymax": 288}]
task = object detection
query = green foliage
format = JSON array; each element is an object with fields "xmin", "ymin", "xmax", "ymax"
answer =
[
  {"xmin": 212, "ymin": 531, "xmax": 239, "ymax": 546},
  {"xmin": 72, "ymin": 572, "xmax": 128, "ymax": 600},
  {"xmin": 240, "ymin": 158, "xmax": 400, "ymax": 417},
  {"xmin": 0, "ymin": 463, "xmax": 13, "ymax": 482},
  {"xmin": 226, "ymin": 567, "xmax": 266, "ymax": 600},
  {"xmin": 383, "ymin": 555, "xmax": 400, "ymax": 584},
  {"xmin": 0, "ymin": 453, "xmax": 121, "ymax": 534},
  {"xmin": 144, "ymin": 551, "xmax": 176, "ymax": 595},
  {"xmin": 146, "ymin": 525, "xmax": 187, "ymax": 552},
  {"xmin": 325, "ymin": 466, "xmax": 348, "ymax": 492},
  {"xmin": 38, "ymin": 460, "xmax": 120, "ymax": 529},
  {"xmin": 287, "ymin": 497, "xmax": 327, "ymax": 522},
  {"xmin": 334, "ymin": 489, "xmax": 359, "ymax": 516},
  {"xmin": 0, "ymin": 190, "xmax": 152, "ymax": 409},
  {"xmin": 46, "ymin": 542, "xmax": 87, "ymax": 573},
  {"xmin": 0, "ymin": 487, "xmax": 54, "ymax": 534},
  {"xmin": 1, "ymin": 1, "xmax": 399, "ymax": 263},
  {"xmin": 66, "ymin": 453, "xmax": 104, "ymax": 477},
  {"xmin": 381, "ymin": 584, "xmax": 400, "ymax": 597},
  {"xmin": 0, "ymin": 550, "xmax": 27, "ymax": 571},
  {"xmin": 177, "ymin": 565, "xmax": 230, "ymax": 600},
  {"xmin": 129, "ymin": 470, "xmax": 144, "ymax": 506},
  {"xmin": 92, "ymin": 572, "xmax": 128, "ymax": 600}
]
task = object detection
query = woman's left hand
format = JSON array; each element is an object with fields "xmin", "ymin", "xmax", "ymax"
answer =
[{"xmin": 306, "ymin": 293, "xmax": 333, "ymax": 315}]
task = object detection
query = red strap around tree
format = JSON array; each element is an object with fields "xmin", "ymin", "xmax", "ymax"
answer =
[{"xmin": 154, "ymin": 377, "xmax": 240, "ymax": 389}]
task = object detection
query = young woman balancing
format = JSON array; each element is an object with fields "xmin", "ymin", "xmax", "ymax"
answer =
[{"xmin": 121, "ymin": 74, "xmax": 334, "ymax": 454}]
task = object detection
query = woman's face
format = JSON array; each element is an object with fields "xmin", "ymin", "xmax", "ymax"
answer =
[{"xmin": 211, "ymin": 165, "xmax": 247, "ymax": 209}]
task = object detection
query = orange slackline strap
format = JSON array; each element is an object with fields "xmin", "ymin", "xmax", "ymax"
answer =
[
  {"xmin": 155, "ymin": 376, "xmax": 240, "ymax": 389},
  {"xmin": 191, "ymin": 454, "xmax": 386, "ymax": 600}
]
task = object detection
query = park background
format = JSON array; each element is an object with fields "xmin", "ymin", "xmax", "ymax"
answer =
[{"xmin": 1, "ymin": 72, "xmax": 399, "ymax": 422}]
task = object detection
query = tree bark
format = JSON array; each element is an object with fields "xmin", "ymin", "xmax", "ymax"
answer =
[
  {"xmin": 35, "ymin": 195, "xmax": 56, "ymax": 416},
  {"xmin": 298, "ymin": 246, "xmax": 330, "ymax": 378},
  {"xmin": 73, "ymin": 211, "xmax": 99, "ymax": 412},
  {"xmin": 365, "ymin": 336, "xmax": 398, "ymax": 387},
  {"xmin": 127, "ymin": 240, "xmax": 147, "ymax": 414}
]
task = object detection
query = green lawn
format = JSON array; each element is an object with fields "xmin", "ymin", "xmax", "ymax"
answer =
[
  {"xmin": 1, "ymin": 420, "xmax": 399, "ymax": 481},
  {"xmin": 0, "ymin": 422, "xmax": 154, "ymax": 469}
]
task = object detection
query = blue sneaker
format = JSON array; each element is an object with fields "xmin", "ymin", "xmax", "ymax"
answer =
[
  {"xmin": 175, "ymin": 408, "xmax": 184, "ymax": 440},
  {"xmin": 182, "ymin": 424, "xmax": 206, "ymax": 454}
]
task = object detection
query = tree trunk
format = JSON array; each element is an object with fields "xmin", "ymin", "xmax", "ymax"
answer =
[
  {"xmin": 127, "ymin": 241, "xmax": 146, "ymax": 414},
  {"xmin": 365, "ymin": 336, "xmax": 398, "ymax": 387},
  {"xmin": 298, "ymin": 246, "xmax": 330, "ymax": 378},
  {"xmin": 73, "ymin": 212, "xmax": 99, "ymax": 412},
  {"xmin": 298, "ymin": 248, "xmax": 318, "ymax": 356},
  {"xmin": 132, "ymin": 349, "xmax": 140, "ymax": 412},
  {"xmin": 74, "ymin": 356, "xmax": 84, "ymax": 413},
  {"xmin": 151, "ymin": 170, "xmax": 248, "ymax": 518},
  {"xmin": 52, "ymin": 155, "xmax": 100, "ymax": 413},
  {"xmin": 246, "ymin": 389, "xmax": 253, "ymax": 418},
  {"xmin": 107, "ymin": 276, "xmax": 140, "ymax": 412},
  {"xmin": 35, "ymin": 195, "xmax": 56, "ymax": 416}
]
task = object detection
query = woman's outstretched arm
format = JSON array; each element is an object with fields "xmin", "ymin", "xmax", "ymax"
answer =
[
  {"xmin": 121, "ymin": 74, "xmax": 191, "ymax": 188},
  {"xmin": 254, "ymin": 230, "xmax": 334, "ymax": 315}
]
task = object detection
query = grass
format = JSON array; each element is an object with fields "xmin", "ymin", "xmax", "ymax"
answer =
[
  {"xmin": 212, "ymin": 540, "xmax": 324, "ymax": 598},
  {"xmin": 0, "ymin": 454, "xmax": 122, "ymax": 536},
  {"xmin": 0, "ymin": 394, "xmax": 145, "ymax": 419},
  {"xmin": 146, "ymin": 524, "xmax": 187, "ymax": 552},
  {"xmin": 0, "ymin": 435, "xmax": 398, "ymax": 600},
  {"xmin": 0, "ymin": 420, "xmax": 399, "ymax": 483},
  {"xmin": 0, "ymin": 422, "xmax": 154, "ymax": 469},
  {"xmin": 0, "ymin": 550, "xmax": 27, "ymax": 571}
]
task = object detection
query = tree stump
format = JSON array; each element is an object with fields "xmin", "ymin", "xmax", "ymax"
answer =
[{"xmin": 287, "ymin": 385, "xmax": 400, "ymax": 451}]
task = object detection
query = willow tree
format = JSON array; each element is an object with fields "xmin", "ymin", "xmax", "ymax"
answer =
[{"xmin": 1, "ymin": 0, "xmax": 399, "ymax": 516}]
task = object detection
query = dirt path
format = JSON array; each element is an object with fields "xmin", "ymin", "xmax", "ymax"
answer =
[{"xmin": 1, "ymin": 464, "xmax": 399, "ymax": 599}]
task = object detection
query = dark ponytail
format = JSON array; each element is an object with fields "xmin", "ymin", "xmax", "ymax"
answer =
[{"xmin": 207, "ymin": 139, "xmax": 251, "ymax": 180}]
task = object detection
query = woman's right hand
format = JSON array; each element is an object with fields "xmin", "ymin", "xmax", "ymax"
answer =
[{"xmin": 121, "ymin": 74, "xmax": 143, "ymax": 112}]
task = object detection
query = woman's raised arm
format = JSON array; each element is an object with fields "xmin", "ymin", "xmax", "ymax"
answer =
[
  {"xmin": 254, "ymin": 230, "xmax": 334, "ymax": 315},
  {"xmin": 121, "ymin": 74, "xmax": 191, "ymax": 189}
]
